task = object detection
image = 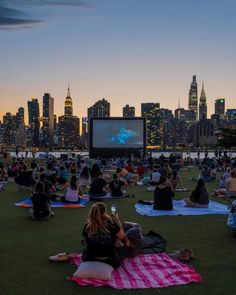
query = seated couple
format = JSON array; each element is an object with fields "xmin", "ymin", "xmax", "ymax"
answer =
[
  {"xmin": 139, "ymin": 177, "xmax": 209, "ymax": 210},
  {"xmin": 49, "ymin": 202, "xmax": 143, "ymax": 269},
  {"xmin": 89, "ymin": 173, "xmax": 132, "ymax": 198},
  {"xmin": 29, "ymin": 176, "xmax": 81, "ymax": 220}
]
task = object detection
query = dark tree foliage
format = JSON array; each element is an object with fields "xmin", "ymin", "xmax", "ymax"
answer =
[{"xmin": 217, "ymin": 128, "xmax": 236, "ymax": 149}]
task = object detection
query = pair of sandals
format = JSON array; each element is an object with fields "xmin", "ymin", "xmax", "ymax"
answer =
[{"xmin": 168, "ymin": 248, "xmax": 194, "ymax": 262}]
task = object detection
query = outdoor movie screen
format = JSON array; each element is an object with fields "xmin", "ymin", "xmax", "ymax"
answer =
[{"xmin": 92, "ymin": 119, "xmax": 144, "ymax": 148}]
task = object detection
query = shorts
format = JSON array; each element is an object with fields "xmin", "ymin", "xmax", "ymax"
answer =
[{"xmin": 124, "ymin": 173, "xmax": 136, "ymax": 181}]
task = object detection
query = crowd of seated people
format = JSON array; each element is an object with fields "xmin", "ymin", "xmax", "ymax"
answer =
[{"xmin": 2, "ymin": 152, "xmax": 236, "ymax": 219}]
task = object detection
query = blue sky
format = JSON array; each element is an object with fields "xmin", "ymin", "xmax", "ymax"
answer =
[{"xmin": 0, "ymin": 0, "xmax": 236, "ymax": 121}]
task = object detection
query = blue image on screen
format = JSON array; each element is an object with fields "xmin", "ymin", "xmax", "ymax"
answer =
[{"xmin": 93, "ymin": 120, "xmax": 144, "ymax": 148}]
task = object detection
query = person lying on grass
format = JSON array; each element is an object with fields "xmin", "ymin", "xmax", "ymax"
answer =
[{"xmin": 116, "ymin": 167, "xmax": 139, "ymax": 185}]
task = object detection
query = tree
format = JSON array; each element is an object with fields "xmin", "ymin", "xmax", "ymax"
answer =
[{"xmin": 217, "ymin": 128, "xmax": 236, "ymax": 149}]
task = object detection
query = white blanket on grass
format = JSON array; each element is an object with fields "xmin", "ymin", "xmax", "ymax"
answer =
[{"xmin": 135, "ymin": 200, "xmax": 229, "ymax": 216}]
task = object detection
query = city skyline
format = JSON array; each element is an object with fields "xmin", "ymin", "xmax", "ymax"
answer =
[
  {"xmin": 0, "ymin": 82, "xmax": 234, "ymax": 123},
  {"xmin": 1, "ymin": 0, "xmax": 236, "ymax": 120}
]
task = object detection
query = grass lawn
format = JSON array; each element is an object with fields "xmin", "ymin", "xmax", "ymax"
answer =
[{"xmin": 0, "ymin": 167, "xmax": 236, "ymax": 295}]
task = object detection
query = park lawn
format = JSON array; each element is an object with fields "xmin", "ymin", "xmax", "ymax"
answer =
[{"xmin": 0, "ymin": 168, "xmax": 236, "ymax": 295}]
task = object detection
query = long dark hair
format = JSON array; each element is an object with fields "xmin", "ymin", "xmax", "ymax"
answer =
[
  {"xmin": 34, "ymin": 181, "xmax": 45, "ymax": 194},
  {"xmin": 80, "ymin": 165, "xmax": 90, "ymax": 179},
  {"xmin": 90, "ymin": 163, "xmax": 101, "ymax": 178},
  {"xmin": 70, "ymin": 175, "xmax": 77, "ymax": 190},
  {"xmin": 193, "ymin": 178, "xmax": 205, "ymax": 201}
]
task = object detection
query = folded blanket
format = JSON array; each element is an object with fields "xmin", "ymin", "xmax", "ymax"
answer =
[
  {"xmin": 136, "ymin": 200, "xmax": 228, "ymax": 216},
  {"xmin": 69, "ymin": 253, "xmax": 202, "ymax": 289},
  {"xmin": 15, "ymin": 195, "xmax": 90, "ymax": 208}
]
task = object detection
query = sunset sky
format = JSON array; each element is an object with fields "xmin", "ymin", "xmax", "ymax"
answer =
[{"xmin": 1, "ymin": 0, "xmax": 236, "ymax": 122}]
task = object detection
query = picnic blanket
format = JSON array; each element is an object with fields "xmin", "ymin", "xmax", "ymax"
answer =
[
  {"xmin": 69, "ymin": 253, "xmax": 202, "ymax": 289},
  {"xmin": 89, "ymin": 194, "xmax": 126, "ymax": 200},
  {"xmin": 15, "ymin": 195, "xmax": 90, "ymax": 208},
  {"xmin": 135, "ymin": 200, "xmax": 229, "ymax": 216},
  {"xmin": 147, "ymin": 187, "xmax": 188, "ymax": 192}
]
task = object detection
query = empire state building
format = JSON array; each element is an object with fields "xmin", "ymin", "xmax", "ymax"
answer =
[{"xmin": 64, "ymin": 85, "xmax": 73, "ymax": 116}]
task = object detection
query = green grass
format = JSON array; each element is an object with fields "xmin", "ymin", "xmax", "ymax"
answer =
[{"xmin": 1, "ymin": 168, "xmax": 236, "ymax": 295}]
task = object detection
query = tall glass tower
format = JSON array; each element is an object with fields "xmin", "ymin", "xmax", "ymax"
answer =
[
  {"xmin": 188, "ymin": 75, "xmax": 198, "ymax": 121},
  {"xmin": 199, "ymin": 82, "xmax": 207, "ymax": 120}
]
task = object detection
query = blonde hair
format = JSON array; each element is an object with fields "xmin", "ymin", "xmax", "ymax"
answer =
[{"xmin": 86, "ymin": 202, "xmax": 112, "ymax": 236}]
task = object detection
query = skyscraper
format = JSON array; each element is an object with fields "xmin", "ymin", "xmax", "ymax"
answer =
[
  {"xmin": 123, "ymin": 104, "xmax": 135, "ymax": 117},
  {"xmin": 199, "ymin": 82, "xmax": 207, "ymax": 120},
  {"xmin": 16, "ymin": 107, "xmax": 25, "ymax": 125},
  {"xmin": 58, "ymin": 87, "xmax": 80, "ymax": 148},
  {"xmin": 28, "ymin": 99, "xmax": 40, "ymax": 147},
  {"xmin": 88, "ymin": 98, "xmax": 110, "ymax": 118},
  {"xmin": 215, "ymin": 98, "xmax": 225, "ymax": 118},
  {"xmin": 81, "ymin": 117, "xmax": 88, "ymax": 147},
  {"xmin": 141, "ymin": 103, "xmax": 161, "ymax": 146},
  {"xmin": 42, "ymin": 93, "xmax": 54, "ymax": 147},
  {"xmin": 58, "ymin": 115, "xmax": 80, "ymax": 149},
  {"xmin": 188, "ymin": 75, "xmax": 198, "ymax": 121},
  {"xmin": 64, "ymin": 85, "xmax": 73, "ymax": 116}
]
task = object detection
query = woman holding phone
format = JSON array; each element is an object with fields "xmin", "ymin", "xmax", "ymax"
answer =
[
  {"xmin": 81, "ymin": 202, "xmax": 131, "ymax": 269},
  {"xmin": 49, "ymin": 202, "xmax": 131, "ymax": 268}
]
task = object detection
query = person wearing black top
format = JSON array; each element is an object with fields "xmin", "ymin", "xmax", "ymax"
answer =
[
  {"xmin": 89, "ymin": 173, "xmax": 109, "ymax": 198},
  {"xmin": 82, "ymin": 202, "xmax": 131, "ymax": 269},
  {"xmin": 89, "ymin": 163, "xmax": 101, "ymax": 179},
  {"xmin": 30, "ymin": 181, "xmax": 53, "ymax": 220},
  {"xmin": 185, "ymin": 178, "xmax": 209, "ymax": 208},
  {"xmin": 109, "ymin": 173, "xmax": 126, "ymax": 197},
  {"xmin": 153, "ymin": 176, "xmax": 175, "ymax": 210}
]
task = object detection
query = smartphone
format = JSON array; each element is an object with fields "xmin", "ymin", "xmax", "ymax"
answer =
[{"xmin": 111, "ymin": 205, "xmax": 117, "ymax": 215}]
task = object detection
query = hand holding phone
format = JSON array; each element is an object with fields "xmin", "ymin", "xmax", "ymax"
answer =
[{"xmin": 111, "ymin": 205, "xmax": 117, "ymax": 215}]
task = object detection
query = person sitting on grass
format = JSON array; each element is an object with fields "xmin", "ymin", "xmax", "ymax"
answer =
[
  {"xmin": 29, "ymin": 181, "xmax": 54, "ymax": 220},
  {"xmin": 185, "ymin": 178, "xmax": 209, "ymax": 208},
  {"xmin": 79, "ymin": 165, "xmax": 91, "ymax": 188},
  {"xmin": 89, "ymin": 173, "xmax": 109, "ymax": 198},
  {"xmin": 57, "ymin": 165, "xmax": 68, "ymax": 185},
  {"xmin": 81, "ymin": 202, "xmax": 132, "ymax": 269},
  {"xmin": 60, "ymin": 175, "xmax": 80, "ymax": 204},
  {"xmin": 49, "ymin": 202, "xmax": 131, "ymax": 266},
  {"xmin": 153, "ymin": 176, "xmax": 175, "ymax": 210},
  {"xmin": 214, "ymin": 170, "xmax": 236, "ymax": 198},
  {"xmin": 149, "ymin": 169, "xmax": 161, "ymax": 185},
  {"xmin": 109, "ymin": 173, "xmax": 131, "ymax": 198}
]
